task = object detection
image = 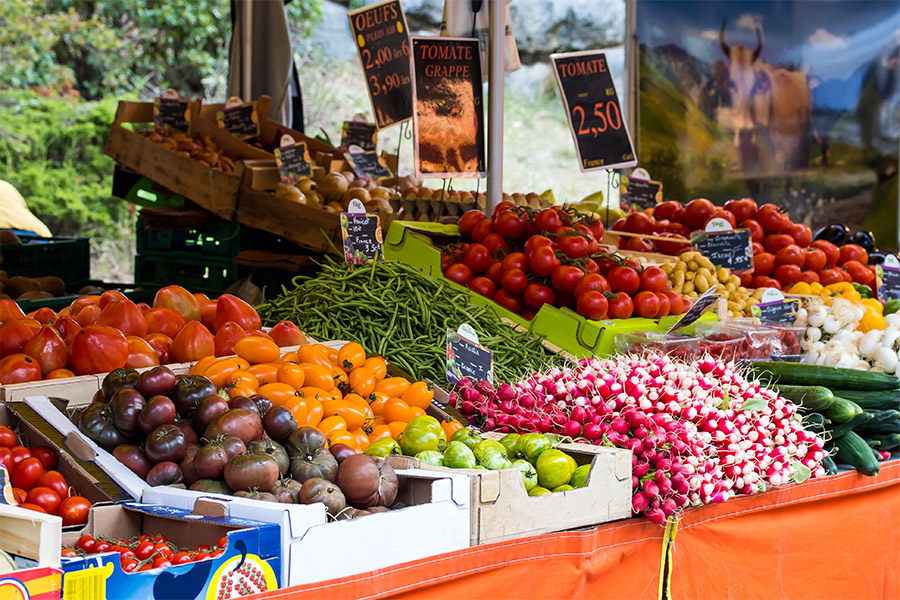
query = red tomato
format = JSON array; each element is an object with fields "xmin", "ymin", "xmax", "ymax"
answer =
[
  {"xmin": 652, "ymin": 201, "xmax": 682, "ymax": 222},
  {"xmin": 639, "ymin": 266, "xmax": 668, "ymax": 293},
  {"xmin": 61, "ymin": 548, "xmax": 77, "ymax": 557},
  {"xmin": 37, "ymin": 470, "xmax": 69, "ymax": 499},
  {"xmin": 153, "ymin": 543, "xmax": 173, "ymax": 559},
  {"xmin": 844, "ymin": 260, "xmax": 875, "ymax": 285},
  {"xmin": 0, "ymin": 425, "xmax": 18, "ymax": 447},
  {"xmin": 0, "ymin": 317, "xmax": 35, "ymax": 358},
  {"xmin": 214, "ymin": 294, "xmax": 262, "ymax": 333},
  {"xmin": 469, "ymin": 276, "xmax": 497, "ymax": 298},
  {"xmin": 557, "ymin": 235, "xmax": 590, "ymax": 260},
  {"xmin": 22, "ymin": 326, "xmax": 68, "ymax": 377},
  {"xmin": 125, "ymin": 336, "xmax": 160, "ymax": 369},
  {"xmin": 444, "ymin": 263, "xmax": 473, "ymax": 286},
  {"xmin": 624, "ymin": 236, "xmax": 654, "ymax": 253},
  {"xmin": 663, "ymin": 291, "xmax": 684, "ymax": 315},
  {"xmin": 134, "ymin": 541, "xmax": 155, "ymax": 560},
  {"xmin": 10, "ymin": 447, "xmax": 32, "ymax": 467},
  {"xmin": 534, "ymin": 209, "xmax": 563, "ymax": 233},
  {"xmin": 463, "ymin": 243, "xmax": 493, "ymax": 275},
  {"xmin": 762, "ymin": 233, "xmax": 795, "ymax": 254},
  {"xmin": 143, "ymin": 308, "xmax": 186, "ymax": 339},
  {"xmin": 121, "ymin": 557, "xmax": 139, "ymax": 572},
  {"xmin": 654, "ymin": 292, "xmax": 671, "ymax": 318},
  {"xmin": 216, "ymin": 537, "xmax": 228, "ymax": 549},
  {"xmin": 624, "ymin": 212, "xmax": 656, "ymax": 235},
  {"xmin": 77, "ymin": 535, "xmax": 96, "ymax": 553},
  {"xmin": 471, "ymin": 219, "xmax": 494, "ymax": 243},
  {"xmin": 785, "ymin": 223, "xmax": 812, "ymax": 248},
  {"xmin": 26, "ymin": 486, "xmax": 61, "ymax": 515},
  {"xmin": 483, "ymin": 262, "xmax": 504, "ymax": 286},
  {"xmin": 705, "ymin": 210, "xmax": 736, "ymax": 229},
  {"xmin": 739, "ymin": 272, "xmax": 753, "ymax": 287},
  {"xmin": 608, "ymin": 266, "xmax": 641, "ymax": 295},
  {"xmin": 96, "ymin": 299, "xmax": 147, "ymax": 338},
  {"xmin": 528, "ymin": 246, "xmax": 561, "ymax": 278},
  {"xmin": 481, "ymin": 233, "xmax": 510, "ymax": 257},
  {"xmin": 682, "ymin": 198, "xmax": 716, "ymax": 230},
  {"xmin": 0, "ymin": 299, "xmax": 26, "ymax": 322},
  {"xmin": 93, "ymin": 541, "xmax": 110, "ymax": 554},
  {"xmin": 169, "ymin": 321, "xmax": 215, "ymax": 363},
  {"xmin": 144, "ymin": 333, "xmax": 173, "ymax": 364},
  {"xmin": 797, "ymin": 270, "xmax": 821, "ymax": 284},
  {"xmin": 73, "ymin": 304, "xmax": 101, "ymax": 326},
  {"xmin": 523, "ymin": 284, "xmax": 556, "ymax": 311},
  {"xmin": 11, "ymin": 488, "xmax": 27, "ymax": 505},
  {"xmin": 98, "ymin": 291, "xmax": 127, "ymax": 309},
  {"xmin": 459, "ymin": 210, "xmax": 487, "ymax": 238},
  {"xmin": 501, "ymin": 252, "xmax": 529, "ymax": 273},
  {"xmin": 214, "ymin": 321, "xmax": 248, "ymax": 358},
  {"xmin": 153, "ymin": 285, "xmax": 201, "ymax": 323},
  {"xmin": 491, "ymin": 201, "xmax": 515, "ymax": 220},
  {"xmin": 665, "ymin": 221, "xmax": 692, "ymax": 237},
  {"xmin": 0, "ymin": 354, "xmax": 41, "ymax": 384},
  {"xmin": 574, "ymin": 273, "xmax": 610, "ymax": 298},
  {"xmin": 655, "ymin": 232, "xmax": 691, "ymax": 255},
  {"xmin": 493, "ymin": 290, "xmax": 524, "ymax": 315},
  {"xmin": 838, "ymin": 244, "xmax": 868, "ymax": 267},
  {"xmin": 803, "ymin": 248, "xmax": 827, "ymax": 272},
  {"xmin": 811, "ymin": 240, "xmax": 840, "ymax": 267},
  {"xmin": 818, "ymin": 268, "xmax": 844, "ymax": 286},
  {"xmin": 55, "ymin": 316, "xmax": 82, "ymax": 346},
  {"xmin": 775, "ymin": 245, "xmax": 805, "ymax": 267},
  {"xmin": 741, "ymin": 219, "xmax": 765, "ymax": 244},
  {"xmin": 152, "ymin": 557, "xmax": 172, "ymax": 569},
  {"xmin": 30, "ymin": 446, "xmax": 57, "ymax": 470},
  {"xmin": 200, "ymin": 300, "xmax": 217, "ymax": 332},
  {"xmin": 581, "ymin": 258, "xmax": 599, "ymax": 274},
  {"xmin": 756, "ymin": 204, "xmax": 789, "ymax": 233},
  {"xmin": 523, "ymin": 235, "xmax": 553, "ymax": 256},
  {"xmin": 551, "ymin": 265, "xmax": 584, "ymax": 294},
  {"xmin": 725, "ymin": 198, "xmax": 758, "ymax": 222},
  {"xmin": 576, "ymin": 291, "xmax": 609, "ymax": 320},
  {"xmin": 752, "ymin": 242, "xmax": 765, "ymax": 255},
  {"xmin": 579, "ymin": 216, "xmax": 604, "ymax": 240},
  {"xmin": 751, "ymin": 276, "xmax": 781, "ymax": 289},
  {"xmin": 632, "ymin": 291, "xmax": 660, "ymax": 318},
  {"xmin": 70, "ymin": 325, "xmax": 129, "ymax": 376},
  {"xmin": 774, "ymin": 264, "xmax": 802, "ymax": 287},
  {"xmin": 607, "ymin": 292, "xmax": 634, "ymax": 319},
  {"xmin": 172, "ymin": 551, "xmax": 193, "ymax": 565},
  {"xmin": 494, "ymin": 211, "xmax": 526, "ymax": 240},
  {"xmin": 0, "ymin": 448, "xmax": 12, "ymax": 473},
  {"xmin": 268, "ymin": 321, "xmax": 305, "ymax": 347},
  {"xmin": 12, "ymin": 457, "xmax": 44, "ymax": 490}
]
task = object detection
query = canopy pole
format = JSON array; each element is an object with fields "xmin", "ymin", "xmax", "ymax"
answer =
[
  {"xmin": 242, "ymin": 0, "xmax": 253, "ymax": 100},
  {"xmin": 486, "ymin": 0, "xmax": 505, "ymax": 215}
]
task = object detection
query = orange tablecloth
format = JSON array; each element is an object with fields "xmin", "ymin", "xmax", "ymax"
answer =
[{"xmin": 250, "ymin": 460, "xmax": 900, "ymax": 600}]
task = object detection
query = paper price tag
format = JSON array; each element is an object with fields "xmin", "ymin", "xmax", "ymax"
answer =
[
  {"xmin": 218, "ymin": 103, "xmax": 259, "ymax": 139},
  {"xmin": 750, "ymin": 289, "xmax": 800, "ymax": 323}
]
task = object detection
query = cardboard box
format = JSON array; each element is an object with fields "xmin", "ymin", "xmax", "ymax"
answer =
[
  {"xmin": 60, "ymin": 502, "xmax": 280, "ymax": 600},
  {"xmin": 141, "ymin": 468, "xmax": 470, "ymax": 587},
  {"xmin": 104, "ymin": 100, "xmax": 271, "ymax": 220},
  {"xmin": 0, "ymin": 503, "xmax": 64, "ymax": 600},
  {"xmin": 386, "ymin": 433, "xmax": 632, "ymax": 546}
]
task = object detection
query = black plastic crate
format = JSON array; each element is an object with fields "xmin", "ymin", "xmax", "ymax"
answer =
[
  {"xmin": 0, "ymin": 235, "xmax": 91, "ymax": 288},
  {"xmin": 136, "ymin": 218, "xmax": 243, "ymax": 259},
  {"xmin": 135, "ymin": 252, "xmax": 243, "ymax": 295},
  {"xmin": 13, "ymin": 282, "xmax": 158, "ymax": 313}
]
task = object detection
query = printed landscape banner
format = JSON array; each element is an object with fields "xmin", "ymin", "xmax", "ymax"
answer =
[{"xmin": 635, "ymin": 1, "xmax": 899, "ymax": 249}]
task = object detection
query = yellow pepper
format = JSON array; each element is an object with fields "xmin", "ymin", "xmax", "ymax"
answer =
[
  {"xmin": 859, "ymin": 305, "xmax": 887, "ymax": 332},
  {"xmin": 862, "ymin": 298, "xmax": 884, "ymax": 314},
  {"xmin": 823, "ymin": 282, "xmax": 861, "ymax": 302},
  {"xmin": 809, "ymin": 282, "xmax": 824, "ymax": 294},
  {"xmin": 790, "ymin": 282, "xmax": 812, "ymax": 295}
]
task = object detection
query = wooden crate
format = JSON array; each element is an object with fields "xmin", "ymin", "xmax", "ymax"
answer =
[
  {"xmin": 104, "ymin": 101, "xmax": 270, "ymax": 220},
  {"xmin": 236, "ymin": 186, "xmax": 342, "ymax": 255},
  {"xmin": 385, "ymin": 434, "xmax": 632, "ymax": 546}
]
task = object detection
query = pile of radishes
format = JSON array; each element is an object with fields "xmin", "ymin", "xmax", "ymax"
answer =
[{"xmin": 449, "ymin": 353, "xmax": 827, "ymax": 523}]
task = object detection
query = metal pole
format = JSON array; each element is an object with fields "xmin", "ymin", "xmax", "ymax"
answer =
[
  {"xmin": 486, "ymin": 0, "xmax": 505, "ymax": 215},
  {"xmin": 242, "ymin": 0, "xmax": 253, "ymax": 100}
]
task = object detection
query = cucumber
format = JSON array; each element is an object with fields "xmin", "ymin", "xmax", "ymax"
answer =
[
  {"xmin": 866, "ymin": 433, "xmax": 900, "ymax": 451},
  {"xmin": 747, "ymin": 362, "xmax": 900, "ymax": 391},
  {"xmin": 835, "ymin": 431, "xmax": 880, "ymax": 476},
  {"xmin": 823, "ymin": 397, "xmax": 864, "ymax": 423},
  {"xmin": 772, "ymin": 385, "xmax": 835, "ymax": 412},
  {"xmin": 820, "ymin": 454, "xmax": 839, "ymax": 475},
  {"xmin": 827, "ymin": 412, "xmax": 874, "ymax": 439},
  {"xmin": 827, "ymin": 389, "xmax": 900, "ymax": 410},
  {"xmin": 857, "ymin": 420, "xmax": 900, "ymax": 435}
]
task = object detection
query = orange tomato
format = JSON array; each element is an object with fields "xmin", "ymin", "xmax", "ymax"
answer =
[
  {"xmin": 326, "ymin": 388, "xmax": 342, "ymax": 401},
  {"xmin": 189, "ymin": 355, "xmax": 217, "ymax": 376},
  {"xmin": 228, "ymin": 385, "xmax": 257, "ymax": 400},
  {"xmin": 369, "ymin": 392, "xmax": 389, "ymax": 416},
  {"xmin": 282, "ymin": 397, "xmax": 308, "ymax": 425},
  {"xmin": 276, "ymin": 363, "xmax": 306, "ymax": 389},
  {"xmin": 318, "ymin": 415, "xmax": 348, "ymax": 436},
  {"xmin": 368, "ymin": 424, "xmax": 392, "ymax": 443},
  {"xmin": 279, "ymin": 351, "xmax": 299, "ymax": 364},
  {"xmin": 226, "ymin": 370, "xmax": 259, "ymax": 391},
  {"xmin": 387, "ymin": 421, "xmax": 407, "ymax": 439},
  {"xmin": 363, "ymin": 356, "xmax": 387, "ymax": 380},
  {"xmin": 402, "ymin": 381, "xmax": 434, "ymax": 410},
  {"xmin": 348, "ymin": 367, "xmax": 376, "ymax": 398},
  {"xmin": 234, "ymin": 337, "xmax": 280, "ymax": 364},
  {"xmin": 247, "ymin": 330, "xmax": 276, "ymax": 343},
  {"xmin": 46, "ymin": 368, "xmax": 75, "ymax": 379},
  {"xmin": 314, "ymin": 344, "xmax": 339, "ymax": 365},
  {"xmin": 232, "ymin": 357, "xmax": 251, "ymax": 370},
  {"xmin": 374, "ymin": 377, "xmax": 411, "ymax": 398},
  {"xmin": 325, "ymin": 430, "xmax": 357, "ymax": 450},
  {"xmin": 299, "ymin": 364, "xmax": 333, "ymax": 390},
  {"xmin": 343, "ymin": 393, "xmax": 368, "ymax": 410},
  {"xmin": 303, "ymin": 396, "xmax": 324, "ymax": 428},
  {"xmin": 298, "ymin": 386, "xmax": 331, "ymax": 402},
  {"xmin": 248, "ymin": 363, "xmax": 280, "ymax": 385},
  {"xmin": 323, "ymin": 400, "xmax": 372, "ymax": 431},
  {"xmin": 409, "ymin": 407, "xmax": 425, "ymax": 419},
  {"xmin": 297, "ymin": 345, "xmax": 332, "ymax": 370},
  {"xmin": 337, "ymin": 341, "xmax": 366, "ymax": 373},
  {"xmin": 331, "ymin": 367, "xmax": 349, "ymax": 392},
  {"xmin": 348, "ymin": 427, "xmax": 370, "ymax": 451},
  {"xmin": 383, "ymin": 398, "xmax": 417, "ymax": 424},
  {"xmin": 442, "ymin": 419, "xmax": 464, "ymax": 439},
  {"xmin": 201, "ymin": 357, "xmax": 243, "ymax": 388},
  {"xmin": 258, "ymin": 382, "xmax": 301, "ymax": 407}
]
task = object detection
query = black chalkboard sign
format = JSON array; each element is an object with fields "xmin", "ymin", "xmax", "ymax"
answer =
[
  {"xmin": 348, "ymin": 0, "xmax": 412, "ymax": 129},
  {"xmin": 341, "ymin": 212, "xmax": 383, "ymax": 264},
  {"xmin": 446, "ymin": 330, "xmax": 493, "ymax": 385},
  {"xmin": 622, "ymin": 177, "xmax": 662, "ymax": 210},
  {"xmin": 667, "ymin": 287, "xmax": 720, "ymax": 333},
  {"xmin": 690, "ymin": 229, "xmax": 753, "ymax": 272},
  {"xmin": 274, "ymin": 142, "xmax": 312, "ymax": 185},
  {"xmin": 154, "ymin": 98, "xmax": 190, "ymax": 132},
  {"xmin": 879, "ymin": 261, "xmax": 900, "ymax": 301},
  {"xmin": 346, "ymin": 152, "xmax": 392, "ymax": 179},
  {"xmin": 411, "ymin": 36, "xmax": 485, "ymax": 178},
  {"xmin": 342, "ymin": 121, "xmax": 377, "ymax": 152},
  {"xmin": 752, "ymin": 298, "xmax": 801, "ymax": 324},
  {"xmin": 218, "ymin": 104, "xmax": 259, "ymax": 139},
  {"xmin": 550, "ymin": 50, "xmax": 637, "ymax": 172}
]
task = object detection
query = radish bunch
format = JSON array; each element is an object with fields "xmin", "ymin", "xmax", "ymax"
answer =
[{"xmin": 450, "ymin": 353, "xmax": 827, "ymax": 523}]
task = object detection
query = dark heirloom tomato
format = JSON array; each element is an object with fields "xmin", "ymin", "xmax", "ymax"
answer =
[
  {"xmin": 137, "ymin": 366, "xmax": 177, "ymax": 398},
  {"xmin": 248, "ymin": 439, "xmax": 290, "ymax": 476},
  {"xmin": 328, "ymin": 443, "xmax": 356, "ymax": 465},
  {"xmin": 193, "ymin": 441, "xmax": 229, "ymax": 479},
  {"xmin": 109, "ymin": 388, "xmax": 145, "ymax": 439},
  {"xmin": 337, "ymin": 454, "xmax": 399, "ymax": 509},
  {"xmin": 299, "ymin": 477, "xmax": 347, "ymax": 514},
  {"xmin": 270, "ymin": 476, "xmax": 303, "ymax": 504},
  {"xmin": 224, "ymin": 453, "xmax": 279, "ymax": 492},
  {"xmin": 174, "ymin": 419, "xmax": 199, "ymax": 446},
  {"xmin": 113, "ymin": 444, "xmax": 152, "ymax": 478},
  {"xmin": 190, "ymin": 479, "xmax": 233, "ymax": 495},
  {"xmin": 179, "ymin": 443, "xmax": 201, "ymax": 485},
  {"xmin": 286, "ymin": 426, "xmax": 338, "ymax": 483},
  {"xmin": 192, "ymin": 395, "xmax": 230, "ymax": 434},
  {"xmin": 220, "ymin": 435, "xmax": 247, "ymax": 459},
  {"xmin": 170, "ymin": 375, "xmax": 217, "ymax": 417},
  {"xmin": 263, "ymin": 406, "xmax": 298, "ymax": 443},
  {"xmin": 102, "ymin": 368, "xmax": 140, "ymax": 400},
  {"xmin": 146, "ymin": 461, "xmax": 183, "ymax": 486},
  {"xmin": 228, "ymin": 396, "xmax": 259, "ymax": 414},
  {"xmin": 250, "ymin": 394, "xmax": 273, "ymax": 417},
  {"xmin": 138, "ymin": 395, "xmax": 177, "ymax": 433},
  {"xmin": 203, "ymin": 409, "xmax": 263, "ymax": 445},
  {"xmin": 145, "ymin": 424, "xmax": 187, "ymax": 463},
  {"xmin": 79, "ymin": 402, "xmax": 126, "ymax": 450}
]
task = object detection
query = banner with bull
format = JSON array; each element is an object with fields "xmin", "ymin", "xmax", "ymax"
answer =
[{"xmin": 634, "ymin": 1, "xmax": 899, "ymax": 250}]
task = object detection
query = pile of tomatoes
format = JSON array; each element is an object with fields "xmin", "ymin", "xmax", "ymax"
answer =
[
  {"xmin": 613, "ymin": 198, "xmax": 876, "ymax": 292},
  {"xmin": 0, "ymin": 424, "xmax": 91, "ymax": 525},
  {"xmin": 0, "ymin": 285, "xmax": 307, "ymax": 385},
  {"xmin": 442, "ymin": 205, "xmax": 690, "ymax": 321},
  {"xmin": 65, "ymin": 533, "xmax": 228, "ymax": 572}
]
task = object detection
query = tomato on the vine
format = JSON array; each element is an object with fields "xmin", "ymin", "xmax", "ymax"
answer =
[
  {"xmin": 134, "ymin": 541, "xmax": 155, "ymax": 560},
  {"xmin": 500, "ymin": 269, "xmax": 529, "ymax": 295},
  {"xmin": 607, "ymin": 292, "xmax": 634, "ymax": 319},
  {"xmin": 494, "ymin": 211, "xmax": 526, "ymax": 240},
  {"xmin": 76, "ymin": 535, "xmax": 96, "ymax": 553},
  {"xmin": 484, "ymin": 262, "xmax": 504, "ymax": 286},
  {"xmin": 523, "ymin": 235, "xmax": 553, "ymax": 256},
  {"xmin": 574, "ymin": 274, "xmax": 610, "ymax": 298},
  {"xmin": 523, "ymin": 284, "xmax": 556, "ymax": 311},
  {"xmin": 493, "ymin": 290, "xmax": 524, "ymax": 315},
  {"xmin": 775, "ymin": 245, "xmax": 804, "ymax": 267},
  {"xmin": 94, "ymin": 541, "xmax": 110, "ymax": 554},
  {"xmin": 491, "ymin": 201, "xmax": 515, "ymax": 220},
  {"xmin": 556, "ymin": 235, "xmax": 590, "ymax": 260},
  {"xmin": 459, "ymin": 210, "xmax": 486, "ymax": 237},
  {"xmin": 501, "ymin": 252, "xmax": 529, "ymax": 273},
  {"xmin": 471, "ymin": 219, "xmax": 494, "ymax": 243},
  {"xmin": 444, "ymin": 263, "xmax": 473, "ymax": 286},
  {"xmin": 528, "ymin": 246, "xmax": 561, "ymax": 278},
  {"xmin": 639, "ymin": 266, "xmax": 667, "ymax": 293},
  {"xmin": 469, "ymin": 277, "xmax": 497, "ymax": 299},
  {"xmin": 741, "ymin": 219, "xmax": 765, "ymax": 244},
  {"xmin": 463, "ymin": 243, "xmax": 492, "ymax": 275},
  {"xmin": 581, "ymin": 258, "xmax": 599, "ymax": 274},
  {"xmin": 534, "ymin": 209, "xmax": 563, "ymax": 232},
  {"xmin": 633, "ymin": 291, "xmax": 661, "ymax": 318},
  {"xmin": 172, "ymin": 551, "xmax": 193, "ymax": 565},
  {"xmin": 121, "ymin": 557, "xmax": 139, "ymax": 573},
  {"xmin": 607, "ymin": 266, "xmax": 641, "ymax": 295},
  {"xmin": 550, "ymin": 265, "xmax": 583, "ymax": 294},
  {"xmin": 152, "ymin": 557, "xmax": 172, "ymax": 569},
  {"xmin": 216, "ymin": 537, "xmax": 228, "ymax": 549},
  {"xmin": 576, "ymin": 291, "xmax": 609, "ymax": 321},
  {"xmin": 480, "ymin": 233, "xmax": 510, "ymax": 257}
]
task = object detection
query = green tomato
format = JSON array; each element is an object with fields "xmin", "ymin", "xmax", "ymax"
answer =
[
  {"xmin": 415, "ymin": 450, "xmax": 445, "ymax": 467},
  {"xmin": 443, "ymin": 441, "xmax": 477, "ymax": 469},
  {"xmin": 535, "ymin": 448, "xmax": 574, "ymax": 489},
  {"xmin": 473, "ymin": 465, "xmax": 486, "ymax": 470},
  {"xmin": 451, "ymin": 427, "xmax": 483, "ymax": 451},
  {"xmin": 499, "ymin": 433, "xmax": 521, "ymax": 457},
  {"xmin": 564, "ymin": 453, "xmax": 577, "ymax": 474},
  {"xmin": 570, "ymin": 464, "xmax": 591, "ymax": 488},
  {"xmin": 400, "ymin": 415, "xmax": 445, "ymax": 456},
  {"xmin": 364, "ymin": 438, "xmax": 401, "ymax": 457},
  {"xmin": 516, "ymin": 433, "xmax": 551, "ymax": 464},
  {"xmin": 473, "ymin": 439, "xmax": 507, "ymax": 462},
  {"xmin": 511, "ymin": 459, "xmax": 538, "ymax": 491},
  {"xmin": 552, "ymin": 484, "xmax": 574, "ymax": 493},
  {"xmin": 528, "ymin": 486, "xmax": 552, "ymax": 497},
  {"xmin": 544, "ymin": 433, "xmax": 565, "ymax": 446}
]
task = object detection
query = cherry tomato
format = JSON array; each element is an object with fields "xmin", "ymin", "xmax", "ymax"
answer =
[
  {"xmin": 741, "ymin": 219, "xmax": 765, "ymax": 244},
  {"xmin": 608, "ymin": 266, "xmax": 641, "ymax": 295},
  {"xmin": 811, "ymin": 240, "xmax": 840, "ymax": 267},
  {"xmin": 500, "ymin": 268, "xmax": 529, "ymax": 295},
  {"xmin": 633, "ymin": 291, "xmax": 661, "ymax": 318},
  {"xmin": 725, "ymin": 198, "xmax": 758, "ymax": 222},
  {"xmin": 550, "ymin": 265, "xmax": 584, "ymax": 294},
  {"xmin": 576, "ymin": 291, "xmax": 609, "ymax": 321},
  {"xmin": 523, "ymin": 283, "xmax": 556, "ymax": 311},
  {"xmin": 639, "ymin": 266, "xmax": 667, "ymax": 293},
  {"xmin": 153, "ymin": 543, "xmax": 173, "ymax": 559},
  {"xmin": 94, "ymin": 541, "xmax": 110, "ymax": 554},
  {"xmin": 500, "ymin": 252, "xmax": 529, "ymax": 273},
  {"xmin": 58, "ymin": 496, "xmax": 90, "ymax": 526},
  {"xmin": 216, "ymin": 537, "xmax": 228, "ymax": 549},
  {"xmin": 12, "ymin": 457, "xmax": 44, "ymax": 490},
  {"xmin": 654, "ymin": 292, "xmax": 671, "ymax": 318},
  {"xmin": 0, "ymin": 425, "xmax": 16, "ymax": 447},
  {"xmin": 607, "ymin": 292, "xmax": 634, "ymax": 319},
  {"xmin": 152, "ymin": 557, "xmax": 172, "ymax": 569},
  {"xmin": 470, "ymin": 219, "xmax": 494, "ymax": 243},
  {"xmin": 193, "ymin": 552, "xmax": 210, "ymax": 561},
  {"xmin": 134, "ymin": 541, "xmax": 155, "ymax": 560},
  {"xmin": 528, "ymin": 246, "xmax": 561, "ymax": 278},
  {"xmin": 753, "ymin": 252, "xmax": 776, "ymax": 276},
  {"xmin": 494, "ymin": 211, "xmax": 526, "ymax": 240},
  {"xmin": 775, "ymin": 245, "xmax": 805, "ymax": 267},
  {"xmin": 774, "ymin": 264, "xmax": 802, "ymax": 287},
  {"xmin": 77, "ymin": 535, "xmax": 96, "ymax": 553},
  {"xmin": 121, "ymin": 557, "xmax": 139, "ymax": 573},
  {"xmin": 786, "ymin": 223, "xmax": 812, "ymax": 247},
  {"xmin": 61, "ymin": 548, "xmax": 78, "ymax": 557},
  {"xmin": 756, "ymin": 204, "xmax": 788, "ymax": 233},
  {"xmin": 469, "ymin": 276, "xmax": 497, "ymax": 299},
  {"xmin": 210, "ymin": 549, "xmax": 224, "ymax": 558},
  {"xmin": 172, "ymin": 551, "xmax": 193, "ymax": 565},
  {"xmin": 803, "ymin": 248, "xmax": 827, "ymax": 272},
  {"xmin": 119, "ymin": 549, "xmax": 136, "ymax": 560},
  {"xmin": 838, "ymin": 244, "xmax": 868, "ymax": 266},
  {"xmin": 30, "ymin": 446, "xmax": 57, "ymax": 470},
  {"xmin": 493, "ymin": 290, "xmax": 525, "ymax": 315},
  {"xmin": 444, "ymin": 263, "xmax": 473, "ymax": 286}
]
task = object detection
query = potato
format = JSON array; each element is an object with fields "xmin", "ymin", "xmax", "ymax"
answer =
[
  {"xmin": 687, "ymin": 260, "xmax": 699, "ymax": 271},
  {"xmin": 17, "ymin": 290, "xmax": 53, "ymax": 300},
  {"xmin": 696, "ymin": 255, "xmax": 714, "ymax": 270},
  {"xmin": 5, "ymin": 276, "xmax": 40, "ymax": 298},
  {"xmin": 694, "ymin": 275, "xmax": 710, "ymax": 293},
  {"xmin": 717, "ymin": 268, "xmax": 731, "ymax": 283},
  {"xmin": 34, "ymin": 276, "xmax": 66, "ymax": 296}
]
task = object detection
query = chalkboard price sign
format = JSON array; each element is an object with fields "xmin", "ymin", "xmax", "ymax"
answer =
[
  {"xmin": 621, "ymin": 176, "xmax": 662, "ymax": 210},
  {"xmin": 690, "ymin": 228, "xmax": 753, "ymax": 272},
  {"xmin": 752, "ymin": 299, "xmax": 801, "ymax": 324},
  {"xmin": 667, "ymin": 287, "xmax": 721, "ymax": 333},
  {"xmin": 346, "ymin": 152, "xmax": 392, "ymax": 180},
  {"xmin": 446, "ymin": 329, "xmax": 493, "ymax": 385},
  {"xmin": 348, "ymin": 0, "xmax": 412, "ymax": 129},
  {"xmin": 218, "ymin": 104, "xmax": 259, "ymax": 139},
  {"xmin": 274, "ymin": 141, "xmax": 312, "ymax": 185},
  {"xmin": 550, "ymin": 50, "xmax": 637, "ymax": 172},
  {"xmin": 341, "ymin": 121, "xmax": 378, "ymax": 152},
  {"xmin": 879, "ymin": 255, "xmax": 900, "ymax": 301},
  {"xmin": 341, "ymin": 212, "xmax": 383, "ymax": 264},
  {"xmin": 154, "ymin": 97, "xmax": 190, "ymax": 133}
]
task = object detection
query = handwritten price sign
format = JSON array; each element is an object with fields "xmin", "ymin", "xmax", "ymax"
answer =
[{"xmin": 551, "ymin": 50, "xmax": 636, "ymax": 172}]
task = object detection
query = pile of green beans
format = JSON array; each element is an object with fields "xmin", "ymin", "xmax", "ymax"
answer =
[{"xmin": 257, "ymin": 258, "xmax": 560, "ymax": 385}]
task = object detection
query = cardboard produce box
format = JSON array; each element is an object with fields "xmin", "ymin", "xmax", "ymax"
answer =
[
  {"xmin": 60, "ymin": 502, "xmax": 280, "ymax": 600},
  {"xmin": 0, "ymin": 503, "xmax": 63, "ymax": 600},
  {"xmin": 386, "ymin": 433, "xmax": 633, "ymax": 546}
]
